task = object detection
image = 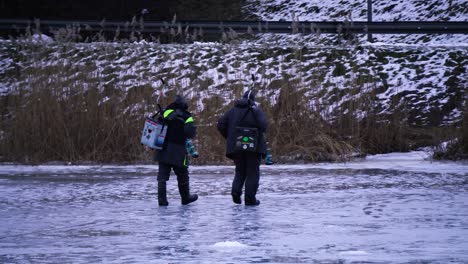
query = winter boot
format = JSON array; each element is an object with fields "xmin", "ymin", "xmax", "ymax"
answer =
[
  {"xmin": 231, "ymin": 192, "xmax": 241, "ymax": 204},
  {"xmin": 178, "ymin": 183, "xmax": 198, "ymax": 205},
  {"xmin": 158, "ymin": 181, "xmax": 169, "ymax": 206},
  {"xmin": 245, "ymin": 197, "xmax": 260, "ymax": 206}
]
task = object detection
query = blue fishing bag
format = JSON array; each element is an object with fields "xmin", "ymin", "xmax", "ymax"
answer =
[{"xmin": 140, "ymin": 117, "xmax": 167, "ymax": 150}]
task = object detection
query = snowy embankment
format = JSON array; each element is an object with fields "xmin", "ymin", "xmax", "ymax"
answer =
[
  {"xmin": 1, "ymin": 151, "xmax": 467, "ymax": 176},
  {"xmin": 1, "ymin": 40, "xmax": 466, "ymax": 126},
  {"xmin": 0, "ymin": 1, "xmax": 467, "ymax": 163},
  {"xmin": 246, "ymin": 0, "xmax": 467, "ymax": 21},
  {"xmin": 1, "ymin": 2, "xmax": 467, "ymax": 126},
  {"xmin": 244, "ymin": 0, "xmax": 468, "ymax": 45}
]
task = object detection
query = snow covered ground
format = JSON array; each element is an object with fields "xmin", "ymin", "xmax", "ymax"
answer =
[
  {"xmin": 1, "ymin": 40, "xmax": 466, "ymax": 126},
  {"xmin": 245, "ymin": 0, "xmax": 468, "ymax": 22},
  {"xmin": 1, "ymin": 1, "xmax": 467, "ymax": 127},
  {"xmin": 1, "ymin": 152, "xmax": 467, "ymax": 263},
  {"xmin": 245, "ymin": 0, "xmax": 468, "ymax": 45}
]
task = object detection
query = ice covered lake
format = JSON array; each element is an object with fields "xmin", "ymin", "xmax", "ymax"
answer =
[{"xmin": 1, "ymin": 151, "xmax": 468, "ymax": 263}]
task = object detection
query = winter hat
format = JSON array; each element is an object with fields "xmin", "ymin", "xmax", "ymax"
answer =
[
  {"xmin": 174, "ymin": 94, "xmax": 188, "ymax": 110},
  {"xmin": 243, "ymin": 90, "xmax": 256, "ymax": 102}
]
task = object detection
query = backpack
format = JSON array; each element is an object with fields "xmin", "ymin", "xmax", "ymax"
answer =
[{"xmin": 234, "ymin": 107, "xmax": 258, "ymax": 152}]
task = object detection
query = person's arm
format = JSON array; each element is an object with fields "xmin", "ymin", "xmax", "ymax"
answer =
[
  {"xmin": 253, "ymin": 108, "xmax": 268, "ymax": 133},
  {"xmin": 217, "ymin": 110, "xmax": 230, "ymax": 139},
  {"xmin": 184, "ymin": 114, "xmax": 197, "ymax": 139}
]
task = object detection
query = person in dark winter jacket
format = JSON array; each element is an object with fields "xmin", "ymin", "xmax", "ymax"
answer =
[
  {"xmin": 155, "ymin": 95, "xmax": 198, "ymax": 206},
  {"xmin": 217, "ymin": 90, "xmax": 268, "ymax": 206}
]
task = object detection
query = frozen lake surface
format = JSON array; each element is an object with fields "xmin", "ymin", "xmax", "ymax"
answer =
[{"xmin": 1, "ymin": 151, "xmax": 468, "ymax": 263}]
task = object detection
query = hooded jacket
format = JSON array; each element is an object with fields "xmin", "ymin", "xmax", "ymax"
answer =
[
  {"xmin": 155, "ymin": 95, "xmax": 196, "ymax": 166},
  {"xmin": 217, "ymin": 96, "xmax": 268, "ymax": 159}
]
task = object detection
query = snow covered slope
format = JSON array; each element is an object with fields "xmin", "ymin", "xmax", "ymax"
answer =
[
  {"xmin": 1, "ymin": 40, "xmax": 466, "ymax": 127},
  {"xmin": 0, "ymin": 1, "xmax": 467, "ymax": 133},
  {"xmin": 245, "ymin": 0, "xmax": 467, "ymax": 21},
  {"xmin": 244, "ymin": 0, "xmax": 468, "ymax": 44}
]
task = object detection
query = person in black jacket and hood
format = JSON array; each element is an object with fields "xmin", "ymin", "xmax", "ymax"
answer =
[
  {"xmin": 155, "ymin": 95, "xmax": 198, "ymax": 206},
  {"xmin": 217, "ymin": 90, "xmax": 268, "ymax": 206}
]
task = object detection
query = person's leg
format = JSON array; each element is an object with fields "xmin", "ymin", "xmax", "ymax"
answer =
[
  {"xmin": 157, "ymin": 163, "xmax": 171, "ymax": 206},
  {"xmin": 232, "ymin": 154, "xmax": 247, "ymax": 204},
  {"xmin": 244, "ymin": 152, "xmax": 261, "ymax": 206},
  {"xmin": 174, "ymin": 165, "xmax": 198, "ymax": 205}
]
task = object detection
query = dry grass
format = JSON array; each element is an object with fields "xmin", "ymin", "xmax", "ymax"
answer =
[
  {"xmin": 433, "ymin": 99, "xmax": 468, "ymax": 160},
  {"xmin": 1, "ymin": 75, "xmax": 462, "ymax": 163},
  {"xmin": 1, "ymin": 39, "xmax": 465, "ymax": 163}
]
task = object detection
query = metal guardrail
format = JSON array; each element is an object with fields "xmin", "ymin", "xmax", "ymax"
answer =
[{"xmin": 0, "ymin": 19, "xmax": 467, "ymax": 35}]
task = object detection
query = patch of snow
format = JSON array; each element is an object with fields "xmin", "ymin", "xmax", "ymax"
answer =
[
  {"xmin": 31, "ymin": 34, "xmax": 54, "ymax": 43},
  {"xmin": 212, "ymin": 241, "xmax": 248, "ymax": 248}
]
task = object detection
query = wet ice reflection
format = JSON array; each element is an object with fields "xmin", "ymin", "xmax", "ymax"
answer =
[{"xmin": 1, "ymin": 153, "xmax": 468, "ymax": 263}]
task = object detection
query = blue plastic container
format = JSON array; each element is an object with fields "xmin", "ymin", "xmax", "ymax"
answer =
[{"xmin": 140, "ymin": 117, "xmax": 167, "ymax": 150}]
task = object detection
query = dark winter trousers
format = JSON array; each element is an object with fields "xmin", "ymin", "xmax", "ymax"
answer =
[
  {"xmin": 157, "ymin": 162, "xmax": 189, "ymax": 184},
  {"xmin": 157, "ymin": 162, "xmax": 193, "ymax": 203},
  {"xmin": 232, "ymin": 152, "xmax": 262, "ymax": 202}
]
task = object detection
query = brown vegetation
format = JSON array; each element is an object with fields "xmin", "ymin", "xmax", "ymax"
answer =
[
  {"xmin": 1, "ymin": 39, "xmax": 466, "ymax": 164},
  {"xmin": 433, "ymin": 100, "xmax": 468, "ymax": 160},
  {"xmin": 2, "ymin": 72, "xmax": 463, "ymax": 164}
]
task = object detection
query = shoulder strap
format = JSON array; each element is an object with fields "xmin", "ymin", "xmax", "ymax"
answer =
[
  {"xmin": 151, "ymin": 110, "xmax": 162, "ymax": 119},
  {"xmin": 239, "ymin": 107, "xmax": 250, "ymax": 122},
  {"xmin": 151, "ymin": 104, "xmax": 165, "ymax": 119},
  {"xmin": 238, "ymin": 107, "xmax": 258, "ymax": 125}
]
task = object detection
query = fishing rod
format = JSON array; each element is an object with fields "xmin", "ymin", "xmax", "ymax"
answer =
[
  {"xmin": 246, "ymin": 74, "xmax": 256, "ymax": 106},
  {"xmin": 156, "ymin": 78, "xmax": 167, "ymax": 113},
  {"xmin": 142, "ymin": 78, "xmax": 168, "ymax": 150}
]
